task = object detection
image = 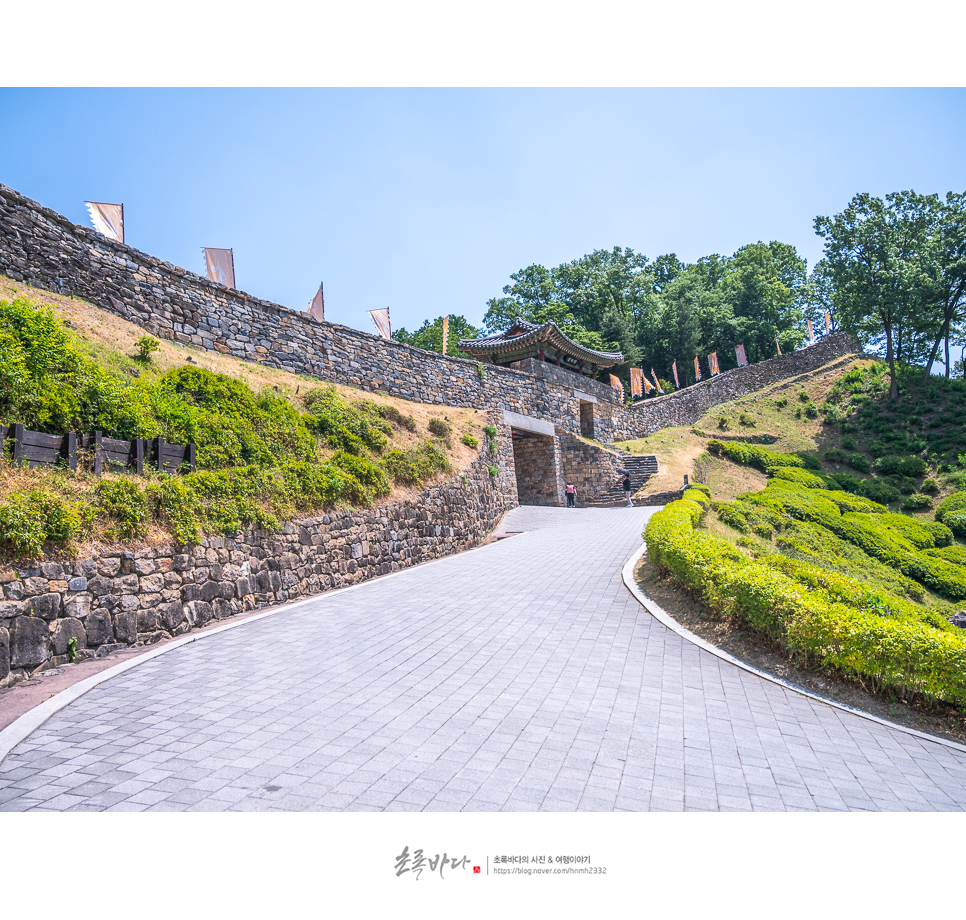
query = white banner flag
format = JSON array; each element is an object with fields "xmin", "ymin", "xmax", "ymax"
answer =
[
  {"xmin": 204, "ymin": 248, "xmax": 235, "ymax": 288},
  {"xmin": 369, "ymin": 307, "xmax": 391, "ymax": 339},
  {"xmin": 86, "ymin": 201, "xmax": 124, "ymax": 243},
  {"xmin": 308, "ymin": 282, "xmax": 325, "ymax": 322}
]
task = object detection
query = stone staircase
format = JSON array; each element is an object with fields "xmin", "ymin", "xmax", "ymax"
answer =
[{"xmin": 585, "ymin": 451, "xmax": 658, "ymax": 506}]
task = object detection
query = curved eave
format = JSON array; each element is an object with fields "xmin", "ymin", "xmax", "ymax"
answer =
[{"xmin": 458, "ymin": 320, "xmax": 622, "ymax": 368}]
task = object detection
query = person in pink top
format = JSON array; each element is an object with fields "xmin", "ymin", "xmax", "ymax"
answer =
[{"xmin": 565, "ymin": 482, "xmax": 576, "ymax": 507}]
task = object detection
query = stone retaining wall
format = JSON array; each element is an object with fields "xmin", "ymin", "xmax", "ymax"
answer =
[{"xmin": 0, "ymin": 434, "xmax": 517, "ymax": 688}]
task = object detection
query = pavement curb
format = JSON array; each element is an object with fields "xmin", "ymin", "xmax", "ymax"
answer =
[{"xmin": 622, "ymin": 540, "xmax": 966, "ymax": 757}]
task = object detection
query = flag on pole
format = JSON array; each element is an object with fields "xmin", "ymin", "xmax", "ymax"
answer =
[
  {"xmin": 85, "ymin": 201, "xmax": 124, "ymax": 243},
  {"xmin": 807, "ymin": 319, "xmax": 815, "ymax": 344},
  {"xmin": 204, "ymin": 248, "xmax": 235, "ymax": 288},
  {"xmin": 709, "ymin": 352, "xmax": 720, "ymax": 376},
  {"xmin": 694, "ymin": 356, "xmax": 702, "ymax": 381},
  {"xmin": 651, "ymin": 369, "xmax": 664, "ymax": 393},
  {"xmin": 369, "ymin": 308, "xmax": 391, "ymax": 339},
  {"xmin": 441, "ymin": 315, "xmax": 449, "ymax": 355},
  {"xmin": 824, "ymin": 313, "xmax": 831, "ymax": 334},
  {"xmin": 609, "ymin": 374, "xmax": 624, "ymax": 402},
  {"xmin": 642, "ymin": 375, "xmax": 656, "ymax": 394},
  {"xmin": 775, "ymin": 335, "xmax": 782, "ymax": 356},
  {"xmin": 630, "ymin": 367, "xmax": 643, "ymax": 397},
  {"xmin": 672, "ymin": 360, "xmax": 680, "ymax": 388},
  {"xmin": 735, "ymin": 344, "xmax": 748, "ymax": 367},
  {"xmin": 308, "ymin": 282, "xmax": 325, "ymax": 322}
]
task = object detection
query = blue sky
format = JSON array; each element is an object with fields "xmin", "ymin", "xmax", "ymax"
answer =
[{"xmin": 1, "ymin": 88, "xmax": 965, "ymax": 336}]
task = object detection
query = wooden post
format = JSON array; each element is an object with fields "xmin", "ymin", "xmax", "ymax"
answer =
[
  {"xmin": 12, "ymin": 424, "xmax": 24, "ymax": 467},
  {"xmin": 187, "ymin": 443, "xmax": 196, "ymax": 473},
  {"xmin": 155, "ymin": 436, "xmax": 166, "ymax": 473},
  {"xmin": 0, "ymin": 425, "xmax": 7, "ymax": 461},
  {"xmin": 94, "ymin": 431, "xmax": 103, "ymax": 476},
  {"xmin": 135, "ymin": 437, "xmax": 144, "ymax": 475},
  {"xmin": 67, "ymin": 431, "xmax": 78, "ymax": 471}
]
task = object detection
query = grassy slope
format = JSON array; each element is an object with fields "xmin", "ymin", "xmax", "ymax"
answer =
[
  {"xmin": 618, "ymin": 354, "xmax": 871, "ymax": 498},
  {"xmin": 0, "ymin": 276, "xmax": 485, "ymax": 480},
  {"xmin": 0, "ymin": 277, "xmax": 489, "ymax": 558}
]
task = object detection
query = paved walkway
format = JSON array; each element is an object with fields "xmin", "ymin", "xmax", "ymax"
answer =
[{"xmin": 3, "ymin": 506, "xmax": 966, "ymax": 812}]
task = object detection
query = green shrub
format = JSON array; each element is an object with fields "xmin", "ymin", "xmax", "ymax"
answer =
[
  {"xmin": 461, "ymin": 433, "xmax": 479, "ymax": 448},
  {"xmin": 303, "ymin": 385, "xmax": 390, "ymax": 456},
  {"xmin": 135, "ymin": 335, "xmax": 160, "ymax": 362},
  {"xmin": 718, "ymin": 417, "xmax": 731, "ymax": 430},
  {"xmin": 712, "ymin": 501, "xmax": 748, "ymax": 533},
  {"xmin": 0, "ymin": 491, "xmax": 87, "ymax": 556},
  {"xmin": 645, "ymin": 495, "xmax": 966, "ymax": 707},
  {"xmin": 901, "ymin": 492, "xmax": 934, "ymax": 511},
  {"xmin": 738, "ymin": 413, "xmax": 755, "ymax": 427},
  {"xmin": 841, "ymin": 436, "xmax": 856, "ymax": 450},
  {"xmin": 935, "ymin": 491, "xmax": 966, "ymax": 523},
  {"xmin": 944, "ymin": 511, "xmax": 966, "ymax": 538},
  {"xmin": 876, "ymin": 455, "xmax": 927, "ymax": 477},
  {"xmin": 482, "ymin": 425, "xmax": 497, "ymax": 438},
  {"xmin": 488, "ymin": 464, "xmax": 498, "ymax": 477},
  {"xmin": 331, "ymin": 451, "xmax": 390, "ymax": 506},
  {"xmin": 428, "ymin": 417, "xmax": 452, "ymax": 442},
  {"xmin": 769, "ymin": 467, "xmax": 829, "ymax": 490},
  {"xmin": 366, "ymin": 402, "xmax": 416, "ymax": 432},
  {"xmin": 707, "ymin": 439, "xmax": 804, "ymax": 472},
  {"xmin": 97, "ymin": 479, "xmax": 150, "ymax": 540},
  {"xmin": 382, "ymin": 441, "xmax": 450, "ymax": 487},
  {"xmin": 775, "ymin": 396, "xmax": 788, "ymax": 409}
]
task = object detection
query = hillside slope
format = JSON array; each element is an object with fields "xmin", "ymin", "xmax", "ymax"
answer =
[{"xmin": 0, "ymin": 278, "xmax": 489, "ymax": 562}]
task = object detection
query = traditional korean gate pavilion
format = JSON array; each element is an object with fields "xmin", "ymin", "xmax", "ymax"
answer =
[
  {"xmin": 460, "ymin": 319, "xmax": 625, "ymax": 505},
  {"xmin": 458, "ymin": 317, "xmax": 623, "ymax": 379}
]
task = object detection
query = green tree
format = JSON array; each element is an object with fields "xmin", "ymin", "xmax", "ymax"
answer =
[
  {"xmin": 393, "ymin": 315, "xmax": 480, "ymax": 358},
  {"xmin": 815, "ymin": 190, "xmax": 936, "ymax": 400}
]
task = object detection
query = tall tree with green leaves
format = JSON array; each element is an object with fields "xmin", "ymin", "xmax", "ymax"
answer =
[{"xmin": 815, "ymin": 190, "xmax": 936, "ymax": 400}]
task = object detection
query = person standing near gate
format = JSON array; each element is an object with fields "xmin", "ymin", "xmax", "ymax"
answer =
[
  {"xmin": 622, "ymin": 472, "xmax": 632, "ymax": 507},
  {"xmin": 566, "ymin": 482, "xmax": 576, "ymax": 507}
]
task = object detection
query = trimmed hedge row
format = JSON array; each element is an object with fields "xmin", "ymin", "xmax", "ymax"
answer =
[{"xmin": 645, "ymin": 496, "xmax": 966, "ymax": 708}]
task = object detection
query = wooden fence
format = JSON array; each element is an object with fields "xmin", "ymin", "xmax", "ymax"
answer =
[{"xmin": 0, "ymin": 424, "xmax": 196, "ymax": 476}]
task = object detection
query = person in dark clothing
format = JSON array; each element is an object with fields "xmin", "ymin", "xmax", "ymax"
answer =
[
  {"xmin": 622, "ymin": 472, "xmax": 632, "ymax": 507},
  {"xmin": 566, "ymin": 482, "xmax": 576, "ymax": 507}
]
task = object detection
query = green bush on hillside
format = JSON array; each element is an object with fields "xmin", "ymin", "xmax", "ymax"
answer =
[{"xmin": 645, "ymin": 494, "xmax": 966, "ymax": 708}]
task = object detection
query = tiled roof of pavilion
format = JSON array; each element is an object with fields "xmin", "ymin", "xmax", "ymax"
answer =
[{"xmin": 458, "ymin": 317, "xmax": 623, "ymax": 367}]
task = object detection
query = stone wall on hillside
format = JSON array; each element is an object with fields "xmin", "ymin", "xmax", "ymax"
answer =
[
  {"xmin": 0, "ymin": 185, "xmax": 621, "ymax": 442},
  {"xmin": 611, "ymin": 334, "xmax": 862, "ymax": 441},
  {"xmin": 0, "ymin": 431, "xmax": 517, "ymax": 688}
]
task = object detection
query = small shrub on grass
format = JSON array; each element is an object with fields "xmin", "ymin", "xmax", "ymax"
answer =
[
  {"xmin": 383, "ymin": 441, "xmax": 450, "ymax": 488},
  {"xmin": 428, "ymin": 417, "xmax": 452, "ymax": 443},
  {"xmin": 0, "ymin": 491, "xmax": 87, "ymax": 557},
  {"xmin": 775, "ymin": 396, "xmax": 788, "ymax": 409},
  {"xmin": 902, "ymin": 493, "xmax": 934, "ymax": 512},
  {"xmin": 841, "ymin": 436, "xmax": 856, "ymax": 450},
  {"xmin": 303, "ymin": 385, "xmax": 390, "ymax": 455},
  {"xmin": 134, "ymin": 335, "xmax": 160, "ymax": 363},
  {"xmin": 461, "ymin": 433, "xmax": 479, "ymax": 448},
  {"xmin": 738, "ymin": 413, "xmax": 755, "ymax": 427},
  {"xmin": 97, "ymin": 479, "xmax": 150, "ymax": 541},
  {"xmin": 876, "ymin": 455, "xmax": 928, "ymax": 477},
  {"xmin": 921, "ymin": 478, "xmax": 940, "ymax": 495},
  {"xmin": 331, "ymin": 451, "xmax": 391, "ymax": 506},
  {"xmin": 717, "ymin": 416, "xmax": 731, "ymax": 430},
  {"xmin": 482, "ymin": 425, "xmax": 497, "ymax": 438}
]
